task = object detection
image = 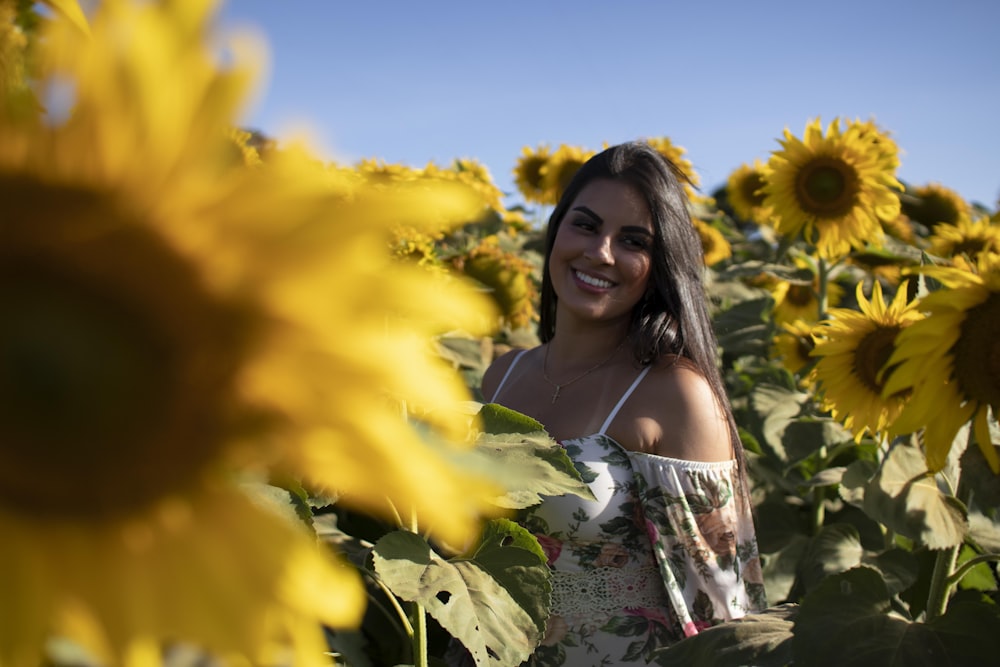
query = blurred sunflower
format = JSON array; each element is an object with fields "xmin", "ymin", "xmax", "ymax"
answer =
[
  {"xmin": 457, "ymin": 235, "xmax": 538, "ymax": 331},
  {"xmin": 810, "ymin": 281, "xmax": 923, "ymax": 442},
  {"xmin": 846, "ymin": 117, "xmax": 900, "ymax": 173},
  {"xmin": 883, "ymin": 256, "xmax": 1000, "ymax": 473},
  {"xmin": 643, "ymin": 135, "xmax": 700, "ymax": 199},
  {"xmin": 726, "ymin": 159, "xmax": 771, "ymax": 225},
  {"xmin": 768, "ymin": 258, "xmax": 845, "ymax": 325},
  {"xmin": 903, "ymin": 182, "xmax": 969, "ymax": 231},
  {"xmin": 880, "ymin": 212, "xmax": 917, "ymax": 245},
  {"xmin": 0, "ymin": 1, "xmax": 500, "ymax": 664},
  {"xmin": 426, "ymin": 157, "xmax": 504, "ymax": 213},
  {"xmin": 927, "ymin": 215, "xmax": 1000, "ymax": 268},
  {"xmin": 513, "ymin": 143, "xmax": 552, "ymax": 205},
  {"xmin": 771, "ymin": 319, "xmax": 817, "ymax": 380},
  {"xmin": 762, "ymin": 117, "xmax": 902, "ymax": 259},
  {"xmin": 539, "ymin": 143, "xmax": 595, "ymax": 205},
  {"xmin": 693, "ymin": 218, "xmax": 732, "ymax": 267}
]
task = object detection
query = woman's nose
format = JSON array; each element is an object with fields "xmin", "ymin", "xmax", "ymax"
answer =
[{"xmin": 583, "ymin": 234, "xmax": 614, "ymax": 263}]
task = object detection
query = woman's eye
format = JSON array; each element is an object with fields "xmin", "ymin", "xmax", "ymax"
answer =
[
  {"xmin": 622, "ymin": 236, "xmax": 650, "ymax": 250},
  {"xmin": 571, "ymin": 219, "xmax": 597, "ymax": 232}
]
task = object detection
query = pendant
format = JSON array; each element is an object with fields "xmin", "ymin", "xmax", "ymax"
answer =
[{"xmin": 551, "ymin": 385, "xmax": 561, "ymax": 403}]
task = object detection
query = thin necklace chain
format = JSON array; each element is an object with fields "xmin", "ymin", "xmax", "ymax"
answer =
[{"xmin": 542, "ymin": 340, "xmax": 626, "ymax": 404}]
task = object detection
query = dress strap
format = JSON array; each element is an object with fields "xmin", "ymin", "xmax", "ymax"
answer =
[
  {"xmin": 598, "ymin": 366, "xmax": 652, "ymax": 435},
  {"xmin": 489, "ymin": 349, "xmax": 529, "ymax": 403}
]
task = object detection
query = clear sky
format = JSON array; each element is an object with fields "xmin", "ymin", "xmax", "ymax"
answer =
[{"xmin": 217, "ymin": 0, "xmax": 1000, "ymax": 210}]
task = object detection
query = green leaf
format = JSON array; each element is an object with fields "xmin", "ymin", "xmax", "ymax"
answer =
[
  {"xmin": 479, "ymin": 402, "xmax": 545, "ymax": 434},
  {"xmin": 372, "ymin": 530, "xmax": 543, "ymax": 667},
  {"xmin": 862, "ymin": 548, "xmax": 920, "ymax": 596},
  {"xmin": 653, "ymin": 604, "xmax": 797, "ymax": 666},
  {"xmin": 794, "ymin": 523, "xmax": 864, "ymax": 595},
  {"xmin": 463, "ymin": 519, "xmax": 551, "ymax": 635},
  {"xmin": 473, "ymin": 431, "xmax": 596, "ymax": 508},
  {"xmin": 839, "ymin": 458, "xmax": 877, "ymax": 507},
  {"xmin": 240, "ymin": 480, "xmax": 315, "ymax": 536},
  {"xmin": 863, "ymin": 441, "xmax": 968, "ymax": 549},
  {"xmin": 792, "ymin": 567, "xmax": 1000, "ymax": 666}
]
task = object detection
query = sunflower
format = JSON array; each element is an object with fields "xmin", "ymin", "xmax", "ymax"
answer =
[
  {"xmin": 762, "ymin": 117, "xmax": 902, "ymax": 259},
  {"xmin": 513, "ymin": 143, "xmax": 552, "ymax": 205},
  {"xmin": 693, "ymin": 217, "xmax": 732, "ymax": 267},
  {"xmin": 846, "ymin": 117, "xmax": 900, "ymax": 174},
  {"xmin": 457, "ymin": 235, "xmax": 539, "ymax": 330},
  {"xmin": 767, "ymin": 258, "xmax": 845, "ymax": 325},
  {"xmin": 810, "ymin": 281, "xmax": 923, "ymax": 442},
  {"xmin": 0, "ymin": 1, "xmax": 500, "ymax": 664},
  {"xmin": 539, "ymin": 143, "xmax": 595, "ymax": 205},
  {"xmin": 726, "ymin": 159, "xmax": 771, "ymax": 225},
  {"xmin": 927, "ymin": 215, "xmax": 1000, "ymax": 267},
  {"xmin": 903, "ymin": 182, "xmax": 969, "ymax": 231},
  {"xmin": 771, "ymin": 319, "xmax": 818, "ymax": 380},
  {"xmin": 883, "ymin": 255, "xmax": 1000, "ymax": 473},
  {"xmin": 425, "ymin": 157, "xmax": 505, "ymax": 213}
]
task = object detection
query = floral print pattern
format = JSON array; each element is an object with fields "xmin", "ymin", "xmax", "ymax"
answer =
[{"xmin": 520, "ymin": 434, "xmax": 765, "ymax": 666}]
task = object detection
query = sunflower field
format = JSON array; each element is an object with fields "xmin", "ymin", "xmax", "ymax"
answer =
[{"xmin": 2, "ymin": 2, "xmax": 999, "ymax": 667}]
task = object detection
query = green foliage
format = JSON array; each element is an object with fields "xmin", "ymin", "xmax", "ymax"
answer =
[{"xmin": 371, "ymin": 521, "xmax": 548, "ymax": 666}]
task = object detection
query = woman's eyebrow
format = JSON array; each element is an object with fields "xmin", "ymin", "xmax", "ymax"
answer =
[{"xmin": 572, "ymin": 205, "xmax": 603, "ymax": 224}]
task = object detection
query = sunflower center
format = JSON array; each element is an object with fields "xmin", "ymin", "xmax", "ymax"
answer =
[
  {"xmin": 786, "ymin": 284, "xmax": 815, "ymax": 307},
  {"xmin": 0, "ymin": 179, "xmax": 247, "ymax": 518},
  {"xmin": 953, "ymin": 293, "xmax": 1000, "ymax": 408},
  {"xmin": 794, "ymin": 157, "xmax": 859, "ymax": 218},
  {"xmin": 742, "ymin": 173, "xmax": 767, "ymax": 207},
  {"xmin": 853, "ymin": 325, "xmax": 902, "ymax": 394}
]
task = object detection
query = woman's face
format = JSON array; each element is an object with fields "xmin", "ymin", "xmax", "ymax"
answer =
[{"xmin": 549, "ymin": 178, "xmax": 655, "ymax": 327}]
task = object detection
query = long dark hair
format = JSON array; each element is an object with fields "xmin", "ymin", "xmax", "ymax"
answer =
[{"xmin": 538, "ymin": 141, "xmax": 742, "ymax": 454}]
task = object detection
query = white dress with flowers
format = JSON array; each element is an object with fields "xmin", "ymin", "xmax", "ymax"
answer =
[{"xmin": 491, "ymin": 353, "xmax": 767, "ymax": 666}]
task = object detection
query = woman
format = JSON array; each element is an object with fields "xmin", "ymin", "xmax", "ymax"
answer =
[{"xmin": 482, "ymin": 142, "xmax": 766, "ymax": 665}]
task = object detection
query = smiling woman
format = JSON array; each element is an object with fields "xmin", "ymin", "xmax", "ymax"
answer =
[{"xmin": 477, "ymin": 142, "xmax": 765, "ymax": 666}]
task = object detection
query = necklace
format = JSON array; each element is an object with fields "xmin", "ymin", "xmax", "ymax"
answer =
[{"xmin": 542, "ymin": 340, "xmax": 626, "ymax": 404}]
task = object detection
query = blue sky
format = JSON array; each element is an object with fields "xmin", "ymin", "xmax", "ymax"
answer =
[{"xmin": 217, "ymin": 0, "xmax": 1000, "ymax": 210}]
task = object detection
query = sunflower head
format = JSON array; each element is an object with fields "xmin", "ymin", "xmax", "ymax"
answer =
[
  {"xmin": 762, "ymin": 117, "xmax": 902, "ymax": 259},
  {"xmin": 770, "ymin": 319, "xmax": 817, "ymax": 380},
  {"xmin": 903, "ymin": 182, "xmax": 969, "ymax": 231},
  {"xmin": 457, "ymin": 235, "xmax": 538, "ymax": 330},
  {"xmin": 726, "ymin": 159, "xmax": 771, "ymax": 225},
  {"xmin": 810, "ymin": 281, "xmax": 923, "ymax": 441},
  {"xmin": 928, "ymin": 215, "xmax": 1000, "ymax": 266},
  {"xmin": 693, "ymin": 217, "xmax": 732, "ymax": 267},
  {"xmin": 539, "ymin": 143, "xmax": 595, "ymax": 205},
  {"xmin": 883, "ymin": 255, "xmax": 1000, "ymax": 472},
  {"xmin": 513, "ymin": 143, "xmax": 552, "ymax": 205}
]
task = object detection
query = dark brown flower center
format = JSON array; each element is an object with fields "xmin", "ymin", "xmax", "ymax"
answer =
[
  {"xmin": 953, "ymin": 292, "xmax": 1000, "ymax": 408},
  {"xmin": 0, "ymin": 177, "xmax": 249, "ymax": 518},
  {"xmin": 786, "ymin": 284, "xmax": 815, "ymax": 307},
  {"xmin": 853, "ymin": 325, "xmax": 902, "ymax": 394},
  {"xmin": 795, "ymin": 157, "xmax": 860, "ymax": 218},
  {"xmin": 742, "ymin": 172, "xmax": 767, "ymax": 207}
]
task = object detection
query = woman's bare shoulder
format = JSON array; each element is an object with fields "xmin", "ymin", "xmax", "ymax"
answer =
[
  {"xmin": 481, "ymin": 346, "xmax": 532, "ymax": 403},
  {"xmin": 636, "ymin": 356, "xmax": 733, "ymax": 461}
]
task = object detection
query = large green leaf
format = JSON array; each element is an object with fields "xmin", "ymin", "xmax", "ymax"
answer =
[
  {"xmin": 653, "ymin": 604, "xmax": 797, "ymax": 666},
  {"xmin": 462, "ymin": 519, "xmax": 550, "ymax": 635},
  {"xmin": 792, "ymin": 566, "xmax": 1000, "ymax": 666},
  {"xmin": 793, "ymin": 523, "xmax": 864, "ymax": 595},
  {"xmin": 862, "ymin": 441, "xmax": 968, "ymax": 549},
  {"xmin": 472, "ymin": 431, "xmax": 595, "ymax": 508},
  {"xmin": 372, "ymin": 529, "xmax": 546, "ymax": 667}
]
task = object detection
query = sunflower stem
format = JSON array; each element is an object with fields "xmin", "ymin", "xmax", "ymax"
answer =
[
  {"xmin": 946, "ymin": 553, "xmax": 1000, "ymax": 587},
  {"xmin": 411, "ymin": 601, "xmax": 429, "ymax": 667},
  {"xmin": 925, "ymin": 542, "xmax": 960, "ymax": 621}
]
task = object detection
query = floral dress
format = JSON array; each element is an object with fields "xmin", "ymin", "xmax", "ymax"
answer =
[{"xmin": 492, "ymin": 353, "xmax": 767, "ymax": 666}]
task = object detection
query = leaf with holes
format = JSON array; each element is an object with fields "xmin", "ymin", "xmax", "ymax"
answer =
[{"xmin": 372, "ymin": 526, "xmax": 548, "ymax": 667}]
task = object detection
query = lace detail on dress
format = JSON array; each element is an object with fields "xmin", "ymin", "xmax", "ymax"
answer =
[{"xmin": 550, "ymin": 565, "xmax": 666, "ymax": 616}]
